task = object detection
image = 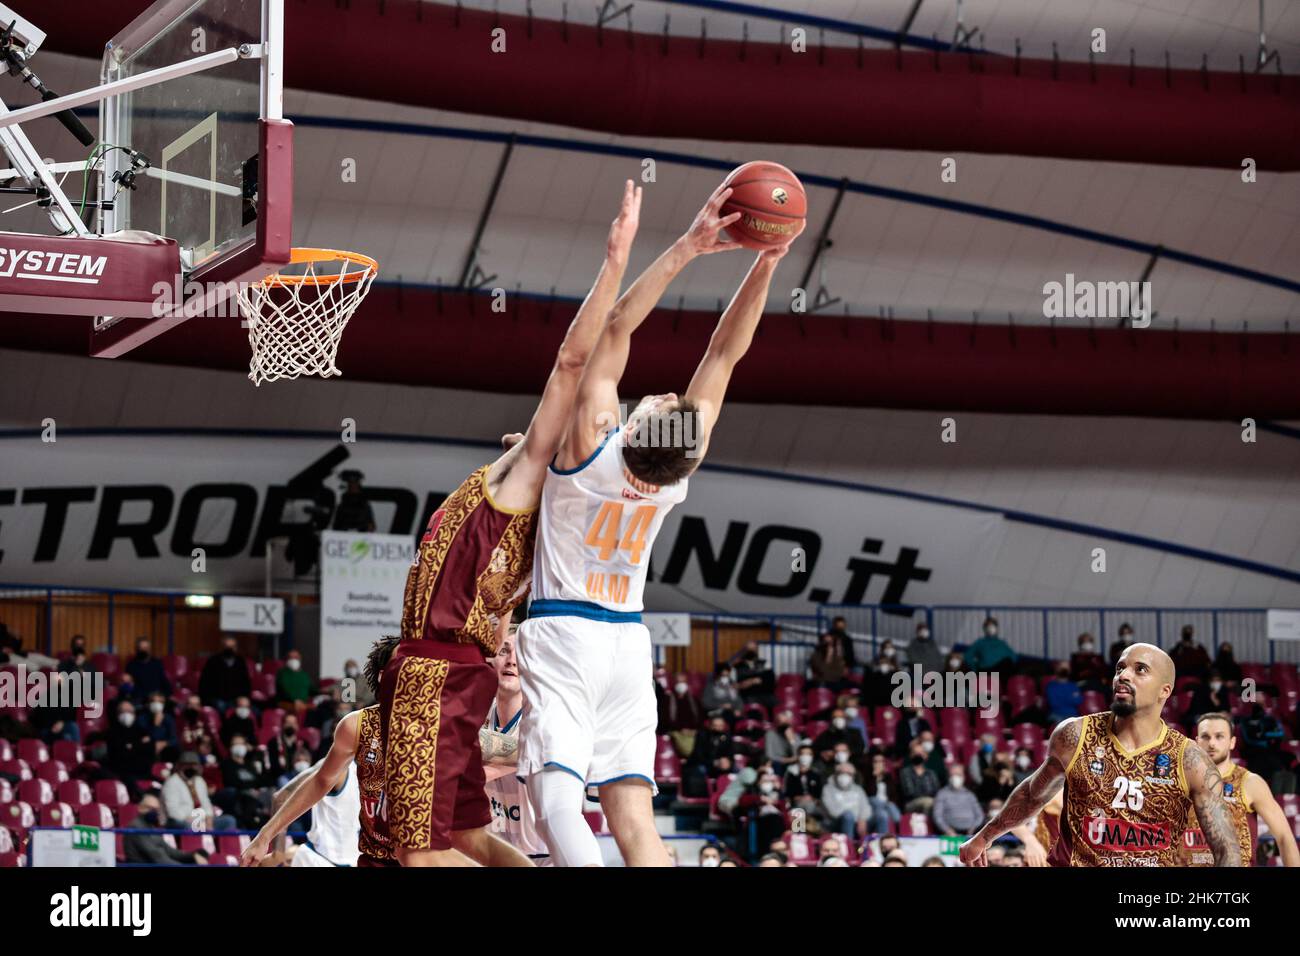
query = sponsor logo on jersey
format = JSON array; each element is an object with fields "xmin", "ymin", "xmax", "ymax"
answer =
[
  {"xmin": 1084, "ymin": 816, "xmax": 1171, "ymax": 851},
  {"xmin": 1223, "ymin": 782, "xmax": 1235, "ymax": 799},
  {"xmin": 1153, "ymin": 752, "xmax": 1172, "ymax": 779},
  {"xmin": 1089, "ymin": 759, "xmax": 1105, "ymax": 774}
]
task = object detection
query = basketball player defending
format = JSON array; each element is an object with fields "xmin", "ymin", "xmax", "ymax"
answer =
[
  {"xmin": 377, "ymin": 181, "xmax": 642, "ymax": 868},
  {"xmin": 479, "ymin": 616, "xmax": 551, "ymax": 863},
  {"xmin": 240, "ymin": 636, "xmax": 400, "ymax": 867},
  {"xmin": 1182, "ymin": 712, "xmax": 1298, "ymax": 866},
  {"xmin": 516, "ymin": 184, "xmax": 804, "ymax": 866},
  {"xmin": 959, "ymin": 643, "xmax": 1242, "ymax": 867}
]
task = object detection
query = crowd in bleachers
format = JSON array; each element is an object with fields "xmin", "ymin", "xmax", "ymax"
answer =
[
  {"xmin": 0, "ymin": 625, "xmax": 366, "ymax": 867},
  {"xmin": 652, "ymin": 616, "xmax": 1300, "ymax": 866}
]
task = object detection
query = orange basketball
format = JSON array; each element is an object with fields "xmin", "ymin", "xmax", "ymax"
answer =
[{"xmin": 719, "ymin": 161, "xmax": 806, "ymax": 250}]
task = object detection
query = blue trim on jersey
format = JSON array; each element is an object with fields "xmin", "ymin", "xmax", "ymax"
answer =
[
  {"xmin": 304, "ymin": 840, "xmax": 352, "ymax": 867},
  {"xmin": 529, "ymin": 599, "xmax": 642, "ymax": 624},
  {"xmin": 325, "ymin": 763, "xmax": 349, "ymax": 798},
  {"xmin": 549, "ymin": 426, "xmax": 619, "ymax": 475},
  {"xmin": 498, "ymin": 707, "xmax": 523, "ymax": 734},
  {"xmin": 588, "ymin": 772, "xmax": 656, "ymax": 790},
  {"xmin": 543, "ymin": 761, "xmax": 587, "ymax": 784}
]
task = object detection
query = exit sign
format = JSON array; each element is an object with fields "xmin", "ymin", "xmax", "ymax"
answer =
[{"xmin": 71, "ymin": 825, "xmax": 100, "ymax": 852}]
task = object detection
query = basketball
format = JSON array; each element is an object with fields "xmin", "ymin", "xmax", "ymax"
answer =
[{"xmin": 719, "ymin": 161, "xmax": 806, "ymax": 249}]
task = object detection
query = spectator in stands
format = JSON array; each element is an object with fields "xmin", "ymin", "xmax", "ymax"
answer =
[
  {"xmin": 819, "ymin": 740, "xmax": 856, "ymax": 781},
  {"xmin": 699, "ymin": 844, "xmax": 722, "ymax": 867},
  {"xmin": 758, "ymin": 853, "xmax": 784, "ymax": 867},
  {"xmin": 275, "ymin": 650, "xmax": 316, "ymax": 715},
  {"xmin": 659, "ymin": 671, "xmax": 704, "ymax": 756},
  {"xmin": 1212, "ymin": 643, "xmax": 1243, "ymax": 684},
  {"xmin": 58, "ymin": 636, "xmax": 94, "ymax": 677},
  {"xmin": 899, "ymin": 741, "xmax": 940, "ymax": 813},
  {"xmin": 824, "ymin": 616, "xmax": 857, "ymax": 671},
  {"xmin": 881, "ymin": 851, "xmax": 908, "ymax": 867},
  {"xmin": 29, "ymin": 671, "xmax": 80, "ymax": 743},
  {"xmin": 967, "ymin": 732, "xmax": 1002, "ymax": 784},
  {"xmin": 818, "ymin": 834, "xmax": 848, "ymax": 864},
  {"xmin": 1013, "ymin": 746, "xmax": 1034, "ymax": 784},
  {"xmin": 143, "ymin": 691, "xmax": 178, "ymax": 759},
  {"xmin": 317, "ymin": 697, "xmax": 355, "ymax": 755},
  {"xmin": 1002, "ymin": 847, "xmax": 1026, "ymax": 867},
  {"xmin": 764, "ymin": 708, "xmax": 800, "ymax": 770},
  {"xmin": 1045, "ymin": 661, "xmax": 1083, "ymax": 724},
  {"xmin": 177, "ymin": 693, "xmax": 212, "ymax": 754},
  {"xmin": 162, "ymin": 751, "xmax": 234, "ymax": 831},
  {"xmin": 265, "ymin": 712, "xmax": 303, "ymax": 779},
  {"xmin": 126, "ymin": 637, "xmax": 172, "ymax": 701},
  {"xmin": 1239, "ymin": 704, "xmax": 1291, "ymax": 785},
  {"xmin": 684, "ymin": 715, "xmax": 735, "ymax": 798},
  {"xmin": 1184, "ymin": 670, "xmax": 1232, "ymax": 726},
  {"xmin": 784, "ymin": 743, "xmax": 824, "ymax": 817},
  {"xmin": 1069, "ymin": 632, "xmax": 1107, "ymax": 689},
  {"xmin": 945, "ymin": 651, "xmax": 965, "ymax": 674},
  {"xmin": 199, "ymin": 635, "xmax": 252, "ymax": 711},
  {"xmin": 732, "ymin": 642, "xmax": 777, "ymax": 710},
  {"xmin": 1170, "ymin": 625, "xmax": 1211, "ymax": 681},
  {"xmin": 221, "ymin": 696, "xmax": 258, "ymax": 750},
  {"xmin": 964, "ymin": 617, "xmax": 1017, "ymax": 674},
  {"xmin": 921, "ymin": 855, "xmax": 946, "ymax": 867},
  {"xmin": 917, "ymin": 730, "xmax": 949, "ymax": 786},
  {"xmin": 717, "ymin": 765, "xmax": 757, "ymax": 820},
  {"xmin": 106, "ymin": 698, "xmax": 156, "ymax": 797},
  {"xmin": 841, "ymin": 695, "xmax": 870, "ymax": 743},
  {"xmin": 808, "ymin": 630, "xmax": 851, "ymax": 691},
  {"xmin": 1108, "ymin": 622, "xmax": 1135, "ymax": 670},
  {"xmin": 878, "ymin": 639, "xmax": 907, "ymax": 670},
  {"xmin": 342, "ymin": 657, "xmax": 375, "ymax": 707},
  {"xmin": 737, "ymin": 766, "xmax": 788, "ymax": 852},
  {"xmin": 909, "ymin": 621, "xmax": 945, "ymax": 675},
  {"xmin": 277, "ymin": 745, "xmax": 315, "ymax": 788},
  {"xmin": 933, "ymin": 767, "xmax": 983, "ymax": 836},
  {"xmin": 813, "ymin": 709, "xmax": 866, "ymax": 764},
  {"xmin": 218, "ymin": 732, "xmax": 270, "ymax": 827},
  {"xmin": 333, "ymin": 469, "xmax": 376, "ymax": 532},
  {"xmin": 701, "ymin": 662, "xmax": 742, "ymax": 716},
  {"xmin": 862, "ymin": 651, "xmax": 898, "ymax": 707},
  {"xmin": 122, "ymin": 794, "xmax": 208, "ymax": 866},
  {"xmin": 821, "ymin": 765, "xmax": 872, "ymax": 840},
  {"xmin": 977, "ymin": 758, "xmax": 1016, "ymax": 805},
  {"xmin": 894, "ymin": 697, "xmax": 932, "ymax": 757},
  {"xmin": 866, "ymin": 751, "xmax": 902, "ymax": 833}
]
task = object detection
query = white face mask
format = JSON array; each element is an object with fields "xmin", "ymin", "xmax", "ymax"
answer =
[
  {"xmin": 921, "ymin": 741, "xmax": 935, "ymax": 754},
  {"xmin": 844, "ymin": 707, "xmax": 859, "ymax": 720},
  {"xmin": 118, "ymin": 712, "xmax": 135, "ymax": 727},
  {"xmin": 917, "ymin": 628, "xmax": 930, "ymax": 640},
  {"xmin": 836, "ymin": 774, "xmax": 853, "ymax": 790},
  {"xmin": 1210, "ymin": 681, "xmax": 1222, "ymax": 692},
  {"xmin": 230, "ymin": 745, "xmax": 248, "ymax": 760},
  {"xmin": 1016, "ymin": 755, "xmax": 1031, "ymax": 770},
  {"xmin": 1081, "ymin": 642, "xmax": 1095, "ymax": 653},
  {"xmin": 149, "ymin": 702, "xmax": 164, "ymax": 715},
  {"xmin": 798, "ymin": 753, "xmax": 813, "ymax": 768},
  {"xmin": 759, "ymin": 781, "xmax": 775, "ymax": 795},
  {"xmin": 674, "ymin": 682, "xmax": 689, "ymax": 696},
  {"xmin": 834, "ymin": 751, "xmax": 850, "ymax": 764},
  {"xmin": 832, "ymin": 717, "xmax": 847, "ymax": 730},
  {"xmin": 294, "ymin": 761, "xmax": 311, "ymax": 773},
  {"xmin": 984, "ymin": 626, "xmax": 998, "ymax": 637},
  {"xmin": 236, "ymin": 707, "xmax": 250, "ymax": 719},
  {"xmin": 701, "ymin": 857, "xmax": 720, "ymax": 868},
  {"xmin": 345, "ymin": 667, "xmax": 359, "ymax": 678},
  {"xmin": 881, "ymin": 647, "xmax": 895, "ymax": 658},
  {"xmin": 286, "ymin": 658, "xmax": 301, "ymax": 671},
  {"xmin": 950, "ymin": 777, "xmax": 965, "ymax": 789},
  {"xmin": 948, "ymin": 658, "xmax": 962, "ymax": 669}
]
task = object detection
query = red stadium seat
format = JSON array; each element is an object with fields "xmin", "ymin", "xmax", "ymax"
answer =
[
  {"xmin": 1010, "ymin": 724, "xmax": 1045, "ymax": 748},
  {"xmin": 299, "ymin": 726, "xmax": 322, "ymax": 753},
  {"xmin": 899, "ymin": 813, "xmax": 930, "ymax": 837},
  {"xmin": 1006, "ymin": 675, "xmax": 1037, "ymax": 698},
  {"xmin": 35, "ymin": 760, "xmax": 69, "ymax": 785},
  {"xmin": 94, "ymin": 779, "xmax": 131, "ymax": 809},
  {"xmin": 776, "ymin": 673, "xmax": 805, "ymax": 694},
  {"xmin": 655, "ymin": 749, "xmax": 682, "ymax": 785},
  {"xmin": 78, "ymin": 803, "xmax": 116, "ymax": 829},
  {"xmin": 216, "ymin": 834, "xmax": 250, "ymax": 857},
  {"xmin": 163, "ymin": 655, "xmax": 190, "ymax": 680},
  {"xmin": 1270, "ymin": 665, "xmax": 1298, "ymax": 694},
  {"xmin": 57, "ymin": 779, "xmax": 92, "ymax": 808},
  {"xmin": 179, "ymin": 833, "xmax": 217, "ymax": 855},
  {"xmin": 1239, "ymin": 663, "xmax": 1269, "ymax": 687},
  {"xmin": 16, "ymin": 739, "xmax": 48, "ymax": 766},
  {"xmin": 252, "ymin": 672, "xmax": 277, "ymax": 701},
  {"xmin": 78, "ymin": 714, "xmax": 108, "ymax": 739},
  {"xmin": 17, "ymin": 779, "xmax": 53, "ymax": 808},
  {"xmin": 784, "ymin": 831, "xmax": 818, "ymax": 865},
  {"xmin": 0, "ymin": 759, "xmax": 30, "ymax": 782},
  {"xmin": 1080, "ymin": 690, "xmax": 1107, "ymax": 714},
  {"xmin": 0, "ymin": 740, "xmax": 11, "ymax": 761},
  {"xmin": 3, "ymin": 799, "xmax": 35, "ymax": 833},
  {"xmin": 972, "ymin": 714, "xmax": 1005, "ymax": 739},
  {"xmin": 1278, "ymin": 794, "xmax": 1299, "ymax": 821},
  {"xmin": 209, "ymin": 853, "xmax": 239, "ymax": 866},
  {"xmin": 938, "ymin": 709, "xmax": 971, "ymax": 744},
  {"xmin": 874, "ymin": 706, "xmax": 901, "ymax": 742},
  {"xmin": 0, "ymin": 852, "xmax": 21, "ymax": 867},
  {"xmin": 742, "ymin": 702, "xmax": 770, "ymax": 723},
  {"xmin": 687, "ymin": 672, "xmax": 708, "ymax": 699},
  {"xmin": 805, "ymin": 687, "xmax": 836, "ymax": 717},
  {"xmin": 90, "ymin": 653, "xmax": 121, "ymax": 679},
  {"xmin": 802, "ymin": 720, "xmax": 829, "ymax": 742},
  {"xmin": 50, "ymin": 741, "xmax": 84, "ymax": 767},
  {"xmin": 40, "ymin": 802, "xmax": 76, "ymax": 828},
  {"xmin": 708, "ymin": 773, "xmax": 735, "ymax": 821},
  {"xmin": 732, "ymin": 719, "xmax": 766, "ymax": 741},
  {"xmin": 0, "ymin": 825, "xmax": 13, "ymax": 853},
  {"xmin": 262, "ymin": 660, "xmax": 286, "ymax": 677}
]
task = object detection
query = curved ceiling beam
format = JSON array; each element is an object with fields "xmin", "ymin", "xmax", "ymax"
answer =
[
  {"xmin": 38, "ymin": 1, "xmax": 1300, "ymax": 170},
  {"xmin": 3, "ymin": 288, "xmax": 1295, "ymax": 417}
]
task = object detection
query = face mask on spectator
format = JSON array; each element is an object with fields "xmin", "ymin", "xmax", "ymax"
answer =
[
  {"xmin": 910, "ymin": 754, "xmax": 924, "ymax": 766},
  {"xmin": 119, "ymin": 712, "xmax": 135, "ymax": 727},
  {"xmin": 701, "ymin": 856, "xmax": 720, "ymax": 868},
  {"xmin": 674, "ymin": 682, "xmax": 688, "ymax": 696},
  {"xmin": 236, "ymin": 707, "xmax": 251, "ymax": 719},
  {"xmin": 950, "ymin": 775, "xmax": 965, "ymax": 789},
  {"xmin": 832, "ymin": 717, "xmax": 847, "ymax": 730},
  {"xmin": 917, "ymin": 628, "xmax": 930, "ymax": 640},
  {"xmin": 844, "ymin": 706, "xmax": 859, "ymax": 720},
  {"xmin": 149, "ymin": 701, "xmax": 164, "ymax": 715},
  {"xmin": 141, "ymin": 809, "xmax": 161, "ymax": 826},
  {"xmin": 231, "ymin": 744, "xmax": 248, "ymax": 760},
  {"xmin": 1016, "ymin": 755, "xmax": 1031, "ymax": 770},
  {"xmin": 283, "ymin": 726, "xmax": 297, "ymax": 739},
  {"xmin": 984, "ymin": 625, "xmax": 998, "ymax": 637},
  {"xmin": 836, "ymin": 774, "xmax": 853, "ymax": 790},
  {"xmin": 294, "ymin": 761, "xmax": 311, "ymax": 773},
  {"xmin": 834, "ymin": 750, "xmax": 850, "ymax": 764},
  {"xmin": 182, "ymin": 766, "xmax": 199, "ymax": 779},
  {"xmin": 948, "ymin": 657, "xmax": 962, "ymax": 669},
  {"xmin": 922, "ymin": 741, "xmax": 935, "ymax": 754},
  {"xmin": 878, "ymin": 663, "xmax": 892, "ymax": 674},
  {"xmin": 759, "ymin": 781, "xmax": 776, "ymax": 795},
  {"xmin": 345, "ymin": 666, "xmax": 359, "ymax": 678},
  {"xmin": 881, "ymin": 645, "xmax": 895, "ymax": 659},
  {"xmin": 1081, "ymin": 641, "xmax": 1095, "ymax": 652},
  {"xmin": 1210, "ymin": 681, "xmax": 1222, "ymax": 692},
  {"xmin": 286, "ymin": 658, "xmax": 301, "ymax": 671},
  {"xmin": 798, "ymin": 753, "xmax": 813, "ymax": 768}
]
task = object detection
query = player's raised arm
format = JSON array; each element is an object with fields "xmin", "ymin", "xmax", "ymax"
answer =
[
  {"xmin": 1183, "ymin": 742, "xmax": 1243, "ymax": 867},
  {"xmin": 959, "ymin": 717, "xmax": 1079, "ymax": 866},
  {"xmin": 557, "ymin": 183, "xmax": 744, "ymax": 468},
  {"xmin": 1245, "ymin": 772, "xmax": 1299, "ymax": 866},
  {"xmin": 239, "ymin": 710, "xmax": 361, "ymax": 867},
  {"xmin": 490, "ymin": 180, "xmax": 641, "ymax": 508},
  {"xmin": 682, "ymin": 223, "xmax": 804, "ymax": 461}
]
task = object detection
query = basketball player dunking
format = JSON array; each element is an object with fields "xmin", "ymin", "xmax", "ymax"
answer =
[
  {"xmin": 241, "ymin": 636, "xmax": 400, "ymax": 868},
  {"xmin": 378, "ymin": 181, "xmax": 642, "ymax": 867},
  {"xmin": 959, "ymin": 643, "xmax": 1243, "ymax": 867},
  {"xmin": 515, "ymin": 184, "xmax": 803, "ymax": 866},
  {"xmin": 1181, "ymin": 712, "xmax": 1299, "ymax": 866}
]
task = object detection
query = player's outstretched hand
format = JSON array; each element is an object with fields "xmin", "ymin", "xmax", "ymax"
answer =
[
  {"xmin": 958, "ymin": 833, "xmax": 989, "ymax": 867},
  {"xmin": 239, "ymin": 836, "xmax": 270, "ymax": 867},
  {"xmin": 681, "ymin": 183, "xmax": 745, "ymax": 257},
  {"xmin": 759, "ymin": 218, "xmax": 806, "ymax": 263},
  {"xmin": 606, "ymin": 179, "xmax": 642, "ymax": 265}
]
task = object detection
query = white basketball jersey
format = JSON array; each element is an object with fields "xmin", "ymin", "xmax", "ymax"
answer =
[
  {"xmin": 532, "ymin": 426, "xmax": 689, "ymax": 612},
  {"xmin": 483, "ymin": 699, "xmax": 548, "ymax": 859},
  {"xmin": 306, "ymin": 763, "xmax": 361, "ymax": 866}
]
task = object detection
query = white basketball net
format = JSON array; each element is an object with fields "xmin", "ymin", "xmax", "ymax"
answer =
[{"xmin": 236, "ymin": 251, "xmax": 378, "ymax": 386}]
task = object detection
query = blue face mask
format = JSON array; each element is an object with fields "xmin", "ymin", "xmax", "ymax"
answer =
[{"xmin": 981, "ymin": 743, "xmax": 993, "ymax": 754}]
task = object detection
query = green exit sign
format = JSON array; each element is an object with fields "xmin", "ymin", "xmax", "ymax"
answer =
[
  {"xmin": 940, "ymin": 835, "xmax": 963, "ymax": 856},
  {"xmin": 71, "ymin": 825, "xmax": 100, "ymax": 852}
]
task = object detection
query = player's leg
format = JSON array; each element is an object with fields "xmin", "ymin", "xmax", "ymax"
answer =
[
  {"xmin": 451, "ymin": 825, "xmax": 535, "ymax": 867},
  {"xmin": 526, "ymin": 766, "xmax": 603, "ymax": 867},
  {"xmin": 396, "ymin": 845, "xmax": 479, "ymax": 867},
  {"xmin": 599, "ymin": 778, "xmax": 670, "ymax": 867}
]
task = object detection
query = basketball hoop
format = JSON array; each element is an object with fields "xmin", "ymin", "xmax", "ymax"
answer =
[{"xmin": 236, "ymin": 248, "xmax": 379, "ymax": 386}]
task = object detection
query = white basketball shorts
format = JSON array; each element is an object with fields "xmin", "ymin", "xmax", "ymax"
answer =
[{"xmin": 516, "ymin": 615, "xmax": 658, "ymax": 795}]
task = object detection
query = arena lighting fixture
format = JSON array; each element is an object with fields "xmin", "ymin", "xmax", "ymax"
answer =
[{"xmin": 183, "ymin": 594, "xmax": 215, "ymax": 608}]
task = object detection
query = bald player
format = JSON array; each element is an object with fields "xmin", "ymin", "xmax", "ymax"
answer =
[
  {"xmin": 959, "ymin": 643, "xmax": 1242, "ymax": 867},
  {"xmin": 1181, "ymin": 711, "xmax": 1299, "ymax": 867}
]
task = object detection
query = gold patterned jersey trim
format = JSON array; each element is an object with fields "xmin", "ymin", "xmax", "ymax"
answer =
[
  {"xmin": 401, "ymin": 468, "xmax": 487, "ymax": 642},
  {"xmin": 354, "ymin": 705, "xmax": 394, "ymax": 862},
  {"xmin": 385, "ymin": 657, "xmax": 449, "ymax": 850},
  {"xmin": 466, "ymin": 509, "xmax": 538, "ymax": 657},
  {"xmin": 1108, "ymin": 717, "xmax": 1169, "ymax": 759},
  {"xmin": 481, "ymin": 463, "xmax": 541, "ymax": 516}
]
